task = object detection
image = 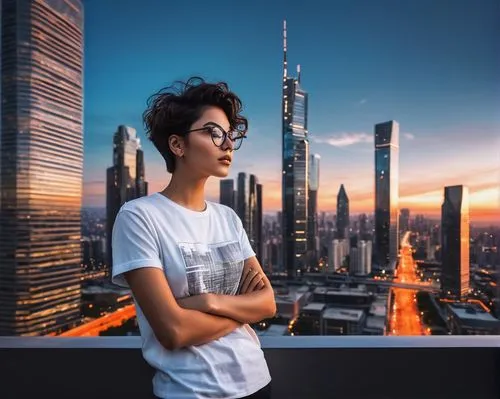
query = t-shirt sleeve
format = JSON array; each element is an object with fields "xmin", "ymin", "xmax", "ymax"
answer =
[
  {"xmin": 231, "ymin": 209, "xmax": 256, "ymax": 260},
  {"xmin": 111, "ymin": 208, "xmax": 163, "ymax": 288}
]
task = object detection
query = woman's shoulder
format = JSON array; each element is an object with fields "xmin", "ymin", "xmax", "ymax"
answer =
[
  {"xmin": 207, "ymin": 201, "xmax": 237, "ymax": 219},
  {"xmin": 119, "ymin": 193, "xmax": 161, "ymax": 217}
]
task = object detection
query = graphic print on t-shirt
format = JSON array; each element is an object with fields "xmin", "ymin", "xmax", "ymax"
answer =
[{"xmin": 178, "ymin": 241, "xmax": 244, "ymax": 296}]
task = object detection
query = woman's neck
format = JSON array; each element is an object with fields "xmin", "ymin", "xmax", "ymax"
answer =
[{"xmin": 161, "ymin": 172, "xmax": 208, "ymax": 212}]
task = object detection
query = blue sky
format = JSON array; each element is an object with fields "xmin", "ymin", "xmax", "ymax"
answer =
[{"xmin": 82, "ymin": 0, "xmax": 500, "ymax": 223}]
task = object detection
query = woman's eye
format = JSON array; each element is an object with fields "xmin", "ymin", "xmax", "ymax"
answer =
[{"xmin": 211, "ymin": 129, "xmax": 223, "ymax": 138}]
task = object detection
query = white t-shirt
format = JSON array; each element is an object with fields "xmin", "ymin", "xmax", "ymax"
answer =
[{"xmin": 111, "ymin": 192, "xmax": 271, "ymax": 399}]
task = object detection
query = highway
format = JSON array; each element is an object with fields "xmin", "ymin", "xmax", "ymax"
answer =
[
  {"xmin": 59, "ymin": 304, "xmax": 136, "ymax": 337},
  {"xmin": 388, "ymin": 232, "xmax": 431, "ymax": 336},
  {"xmin": 302, "ymin": 272, "xmax": 440, "ymax": 293}
]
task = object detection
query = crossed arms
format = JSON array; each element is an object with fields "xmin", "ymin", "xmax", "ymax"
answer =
[{"xmin": 124, "ymin": 257, "xmax": 276, "ymax": 351}]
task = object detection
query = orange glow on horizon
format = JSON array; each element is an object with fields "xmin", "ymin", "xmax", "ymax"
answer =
[{"xmin": 84, "ymin": 178, "xmax": 499, "ymax": 224}]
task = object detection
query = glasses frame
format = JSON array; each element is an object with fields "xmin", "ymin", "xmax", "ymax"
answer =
[{"xmin": 185, "ymin": 122, "xmax": 247, "ymax": 150}]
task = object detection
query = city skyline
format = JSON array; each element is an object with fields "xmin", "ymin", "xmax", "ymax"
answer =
[{"xmin": 82, "ymin": 0, "xmax": 500, "ymax": 225}]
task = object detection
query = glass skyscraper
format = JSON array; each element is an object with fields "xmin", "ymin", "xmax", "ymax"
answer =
[
  {"xmin": 400, "ymin": 208, "xmax": 410, "ymax": 233},
  {"xmin": 0, "ymin": 0, "xmax": 84, "ymax": 336},
  {"xmin": 248, "ymin": 174, "xmax": 258, "ymax": 249},
  {"xmin": 307, "ymin": 154, "xmax": 320, "ymax": 263},
  {"xmin": 282, "ymin": 21, "xmax": 309, "ymax": 279},
  {"xmin": 234, "ymin": 173, "xmax": 262, "ymax": 260},
  {"xmin": 219, "ymin": 179, "xmax": 235, "ymax": 210},
  {"xmin": 441, "ymin": 185, "xmax": 470, "ymax": 299},
  {"xmin": 374, "ymin": 121, "xmax": 400, "ymax": 271},
  {"xmin": 256, "ymin": 183, "xmax": 263, "ymax": 262},
  {"xmin": 106, "ymin": 125, "xmax": 147, "ymax": 269},
  {"xmin": 237, "ymin": 172, "xmax": 248, "ymax": 231},
  {"xmin": 336, "ymin": 184, "xmax": 349, "ymax": 240}
]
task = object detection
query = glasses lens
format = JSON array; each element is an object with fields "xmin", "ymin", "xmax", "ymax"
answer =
[
  {"xmin": 232, "ymin": 134, "xmax": 244, "ymax": 150},
  {"xmin": 236, "ymin": 122, "xmax": 247, "ymax": 133},
  {"xmin": 210, "ymin": 126, "xmax": 224, "ymax": 147}
]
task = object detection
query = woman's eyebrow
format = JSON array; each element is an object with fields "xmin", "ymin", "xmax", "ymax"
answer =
[{"xmin": 202, "ymin": 121, "xmax": 227, "ymax": 130}]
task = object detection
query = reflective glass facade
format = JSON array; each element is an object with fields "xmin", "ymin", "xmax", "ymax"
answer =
[
  {"xmin": 336, "ymin": 184, "xmax": 349, "ymax": 239},
  {"xmin": 219, "ymin": 179, "xmax": 235, "ymax": 209},
  {"xmin": 282, "ymin": 78, "xmax": 309, "ymax": 278},
  {"xmin": 441, "ymin": 185, "xmax": 470, "ymax": 299},
  {"xmin": 0, "ymin": 0, "xmax": 84, "ymax": 336},
  {"xmin": 374, "ymin": 121, "xmax": 399, "ymax": 271},
  {"xmin": 237, "ymin": 172, "xmax": 248, "ymax": 231},
  {"xmin": 307, "ymin": 154, "xmax": 320, "ymax": 258},
  {"xmin": 106, "ymin": 126, "xmax": 145, "ymax": 268}
]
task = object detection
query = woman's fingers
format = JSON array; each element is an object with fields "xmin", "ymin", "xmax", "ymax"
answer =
[
  {"xmin": 238, "ymin": 266, "xmax": 252, "ymax": 293},
  {"xmin": 246, "ymin": 272, "xmax": 265, "ymax": 292},
  {"xmin": 240, "ymin": 267, "xmax": 261, "ymax": 293}
]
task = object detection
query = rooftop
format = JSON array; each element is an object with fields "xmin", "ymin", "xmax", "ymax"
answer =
[
  {"xmin": 448, "ymin": 303, "xmax": 500, "ymax": 324},
  {"xmin": 366, "ymin": 315, "xmax": 386, "ymax": 330},
  {"xmin": 302, "ymin": 302, "xmax": 327, "ymax": 312},
  {"xmin": 322, "ymin": 308, "xmax": 365, "ymax": 322}
]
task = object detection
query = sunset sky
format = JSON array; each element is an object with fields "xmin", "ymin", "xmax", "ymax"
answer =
[{"xmin": 82, "ymin": 0, "xmax": 500, "ymax": 225}]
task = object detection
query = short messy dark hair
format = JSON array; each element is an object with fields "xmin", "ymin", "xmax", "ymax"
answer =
[{"xmin": 142, "ymin": 77, "xmax": 248, "ymax": 173}]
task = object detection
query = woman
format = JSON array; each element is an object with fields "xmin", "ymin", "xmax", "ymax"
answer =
[{"xmin": 111, "ymin": 77, "xmax": 275, "ymax": 399}]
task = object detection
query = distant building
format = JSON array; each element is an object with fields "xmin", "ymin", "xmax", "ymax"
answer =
[
  {"xmin": 374, "ymin": 121, "xmax": 400, "ymax": 271},
  {"xmin": 400, "ymin": 208, "xmax": 410, "ymax": 232},
  {"xmin": 237, "ymin": 172, "xmax": 248, "ymax": 231},
  {"xmin": 308, "ymin": 154, "xmax": 321, "ymax": 263},
  {"xmin": 336, "ymin": 184, "xmax": 349, "ymax": 239},
  {"xmin": 445, "ymin": 302, "xmax": 500, "ymax": 335},
  {"xmin": 298, "ymin": 303, "xmax": 326, "ymax": 335},
  {"xmin": 441, "ymin": 185, "xmax": 470, "ymax": 299},
  {"xmin": 350, "ymin": 240, "xmax": 372, "ymax": 276},
  {"xmin": 281, "ymin": 21, "xmax": 309, "ymax": 279},
  {"xmin": 106, "ymin": 125, "xmax": 148, "ymax": 269},
  {"xmin": 220, "ymin": 179, "xmax": 235, "ymax": 209},
  {"xmin": 328, "ymin": 239, "xmax": 349, "ymax": 271},
  {"xmin": 321, "ymin": 308, "xmax": 366, "ymax": 335}
]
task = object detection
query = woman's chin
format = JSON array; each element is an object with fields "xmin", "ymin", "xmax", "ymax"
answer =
[{"xmin": 212, "ymin": 166, "xmax": 231, "ymax": 178}]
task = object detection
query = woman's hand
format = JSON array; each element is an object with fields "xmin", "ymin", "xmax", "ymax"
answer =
[
  {"xmin": 238, "ymin": 264, "xmax": 266, "ymax": 294},
  {"xmin": 177, "ymin": 293, "xmax": 217, "ymax": 313}
]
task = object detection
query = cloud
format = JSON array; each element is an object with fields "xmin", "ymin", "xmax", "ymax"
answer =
[
  {"xmin": 403, "ymin": 132, "xmax": 415, "ymax": 140},
  {"xmin": 358, "ymin": 98, "xmax": 367, "ymax": 105},
  {"xmin": 311, "ymin": 132, "xmax": 373, "ymax": 147}
]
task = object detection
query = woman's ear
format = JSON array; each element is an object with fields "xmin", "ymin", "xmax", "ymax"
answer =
[{"xmin": 168, "ymin": 135, "xmax": 185, "ymax": 158}]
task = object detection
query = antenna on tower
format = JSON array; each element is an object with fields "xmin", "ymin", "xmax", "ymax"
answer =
[
  {"xmin": 283, "ymin": 20, "xmax": 287, "ymax": 80},
  {"xmin": 297, "ymin": 64, "xmax": 301, "ymax": 84}
]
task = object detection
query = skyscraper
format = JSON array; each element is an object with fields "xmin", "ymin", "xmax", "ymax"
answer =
[
  {"xmin": 374, "ymin": 121, "xmax": 400, "ymax": 271},
  {"xmin": 336, "ymin": 184, "xmax": 349, "ymax": 239},
  {"xmin": 441, "ymin": 185, "xmax": 470, "ymax": 299},
  {"xmin": 220, "ymin": 179, "xmax": 235, "ymax": 210},
  {"xmin": 256, "ymin": 183, "xmax": 263, "ymax": 262},
  {"xmin": 281, "ymin": 20, "xmax": 309, "ymax": 279},
  {"xmin": 248, "ymin": 174, "xmax": 258, "ymax": 249},
  {"xmin": 237, "ymin": 172, "xmax": 248, "ymax": 231},
  {"xmin": 136, "ymin": 148, "xmax": 148, "ymax": 198},
  {"xmin": 400, "ymin": 208, "xmax": 410, "ymax": 233},
  {"xmin": 0, "ymin": 0, "xmax": 84, "ymax": 336},
  {"xmin": 350, "ymin": 240, "xmax": 372, "ymax": 276},
  {"xmin": 106, "ymin": 125, "xmax": 148, "ymax": 268},
  {"xmin": 308, "ymin": 154, "xmax": 320, "ymax": 264}
]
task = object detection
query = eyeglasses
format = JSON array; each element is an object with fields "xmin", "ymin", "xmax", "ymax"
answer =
[{"xmin": 186, "ymin": 123, "xmax": 247, "ymax": 150}]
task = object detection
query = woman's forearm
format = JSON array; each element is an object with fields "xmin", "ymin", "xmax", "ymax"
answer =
[
  {"xmin": 211, "ymin": 288, "xmax": 276, "ymax": 324},
  {"xmin": 172, "ymin": 308, "xmax": 242, "ymax": 349}
]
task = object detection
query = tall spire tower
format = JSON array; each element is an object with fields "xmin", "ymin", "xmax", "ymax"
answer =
[
  {"xmin": 281, "ymin": 21, "xmax": 310, "ymax": 279},
  {"xmin": 283, "ymin": 20, "xmax": 287, "ymax": 82}
]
